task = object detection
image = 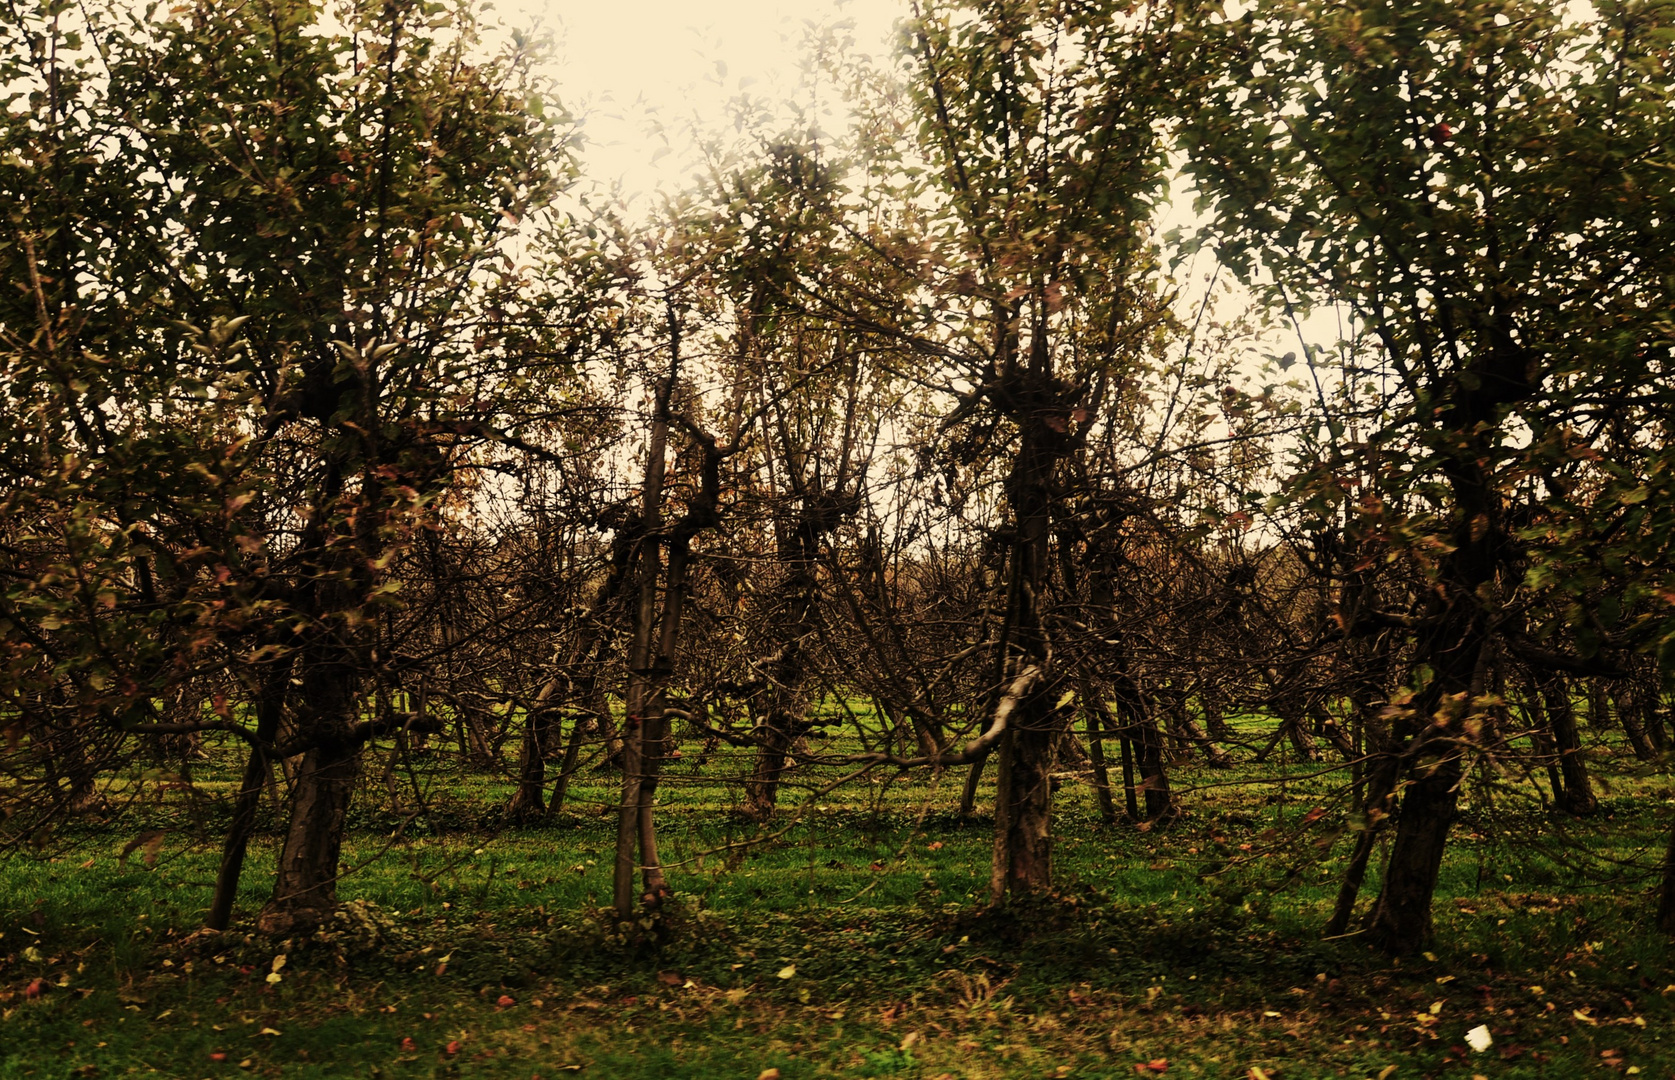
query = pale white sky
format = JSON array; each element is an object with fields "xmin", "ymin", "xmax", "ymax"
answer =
[
  {"xmin": 499, "ymin": 0, "xmax": 908, "ymax": 206},
  {"xmin": 488, "ymin": 0, "xmax": 1323, "ymax": 418}
]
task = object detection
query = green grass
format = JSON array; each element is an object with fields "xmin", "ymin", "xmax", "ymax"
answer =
[{"xmin": 3, "ymin": 711, "xmax": 1674, "ymax": 1078}]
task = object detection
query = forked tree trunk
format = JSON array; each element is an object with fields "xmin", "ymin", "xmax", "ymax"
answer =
[
  {"xmin": 986, "ymin": 377, "xmax": 1072, "ymax": 901},
  {"xmin": 1285, "ymin": 713, "xmax": 1320, "ymax": 762},
  {"xmin": 207, "ymin": 664, "xmax": 291, "ymax": 931},
  {"xmin": 1360, "ymin": 355, "xmax": 1517, "ymax": 953},
  {"xmin": 1360, "ymin": 592, "xmax": 1491, "ymax": 953},
  {"xmin": 1107, "ymin": 668, "xmax": 1173, "ymax": 822},
  {"xmin": 1324, "ymin": 752, "xmax": 1400, "ymax": 937},
  {"xmin": 1612, "ymin": 680, "xmax": 1658, "ymax": 761},
  {"xmin": 1176, "ymin": 708, "xmax": 1233, "ymax": 768},
  {"xmin": 507, "ymin": 685, "xmax": 557, "ymax": 824},
  {"xmin": 548, "ymin": 709, "xmax": 591, "ymax": 814},
  {"xmin": 1361, "ymin": 743, "xmax": 1463, "ymax": 952},
  {"xmin": 256, "ymin": 659, "xmax": 361, "ymax": 935},
  {"xmin": 612, "ymin": 328, "xmax": 726, "ymax": 918},
  {"xmin": 1540, "ymin": 676, "xmax": 1597, "ymax": 816}
]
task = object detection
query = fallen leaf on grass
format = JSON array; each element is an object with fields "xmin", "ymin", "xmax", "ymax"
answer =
[
  {"xmin": 117, "ymin": 830, "xmax": 166, "ymax": 870},
  {"xmin": 757, "ymin": 1070, "xmax": 781, "ymax": 1080}
]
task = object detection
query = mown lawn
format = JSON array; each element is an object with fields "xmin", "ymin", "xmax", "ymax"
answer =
[{"xmin": 3, "ymin": 713, "xmax": 1673, "ymax": 1078}]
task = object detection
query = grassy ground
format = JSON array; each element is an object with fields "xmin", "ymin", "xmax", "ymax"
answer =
[{"xmin": 3, "ymin": 713, "xmax": 1673, "ymax": 1079}]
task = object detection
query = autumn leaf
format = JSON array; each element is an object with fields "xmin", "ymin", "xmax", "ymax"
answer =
[{"xmin": 117, "ymin": 830, "xmax": 166, "ymax": 871}]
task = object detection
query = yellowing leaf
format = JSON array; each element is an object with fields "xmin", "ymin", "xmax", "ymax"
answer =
[{"xmin": 777, "ymin": 964, "xmax": 796, "ymax": 979}]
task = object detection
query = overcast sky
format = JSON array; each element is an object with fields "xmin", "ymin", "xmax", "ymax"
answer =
[
  {"xmin": 498, "ymin": 0, "xmax": 908, "ymax": 206},
  {"xmin": 489, "ymin": 0, "xmax": 1310, "ymax": 376}
]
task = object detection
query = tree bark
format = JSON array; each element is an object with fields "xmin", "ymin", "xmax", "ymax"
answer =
[
  {"xmin": 207, "ymin": 663, "xmax": 291, "ymax": 931},
  {"xmin": 986, "ymin": 376, "xmax": 1071, "ymax": 900},
  {"xmin": 1540, "ymin": 675, "xmax": 1597, "ymax": 817},
  {"xmin": 1361, "ymin": 740, "xmax": 1462, "ymax": 953},
  {"xmin": 1613, "ymin": 679, "xmax": 1658, "ymax": 762},
  {"xmin": 989, "ymin": 681, "xmax": 1058, "ymax": 902},
  {"xmin": 1657, "ymin": 813, "xmax": 1675, "ymax": 934},
  {"xmin": 1324, "ymin": 752, "xmax": 1400, "ymax": 937},
  {"xmin": 1083, "ymin": 696, "xmax": 1118, "ymax": 825},
  {"xmin": 507, "ymin": 681, "xmax": 558, "ymax": 823},
  {"xmin": 256, "ymin": 658, "xmax": 361, "ymax": 935}
]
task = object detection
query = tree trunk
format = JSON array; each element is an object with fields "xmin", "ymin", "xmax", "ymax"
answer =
[
  {"xmin": 507, "ymin": 684, "xmax": 556, "ymax": 823},
  {"xmin": 959, "ymin": 747, "xmax": 990, "ymax": 817},
  {"xmin": 1177, "ymin": 709, "xmax": 1233, "ymax": 768},
  {"xmin": 989, "ymin": 684, "xmax": 1057, "ymax": 902},
  {"xmin": 744, "ymin": 707, "xmax": 796, "ymax": 821},
  {"xmin": 1083, "ymin": 697, "xmax": 1117, "ymax": 825},
  {"xmin": 1324, "ymin": 752, "xmax": 1399, "ymax": 937},
  {"xmin": 207, "ymin": 665, "xmax": 290, "ymax": 931},
  {"xmin": 1540, "ymin": 676, "xmax": 1597, "ymax": 817},
  {"xmin": 1131, "ymin": 714, "xmax": 1175, "ymax": 822},
  {"xmin": 986, "ymin": 380, "xmax": 1071, "ymax": 900},
  {"xmin": 1361, "ymin": 744, "xmax": 1462, "ymax": 953},
  {"xmin": 1361, "ymin": 365, "xmax": 1513, "ymax": 954},
  {"xmin": 1285, "ymin": 713, "xmax": 1320, "ymax": 762},
  {"xmin": 1118, "ymin": 725, "xmax": 1139, "ymax": 820},
  {"xmin": 548, "ymin": 710, "xmax": 590, "ymax": 814},
  {"xmin": 1650, "ymin": 692, "xmax": 1673, "ymax": 752},
  {"xmin": 612, "ymin": 339, "xmax": 675, "ymax": 920},
  {"xmin": 256, "ymin": 657, "xmax": 361, "ymax": 935},
  {"xmin": 1657, "ymin": 813, "xmax": 1675, "ymax": 934},
  {"xmin": 1613, "ymin": 680, "xmax": 1658, "ymax": 762}
]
